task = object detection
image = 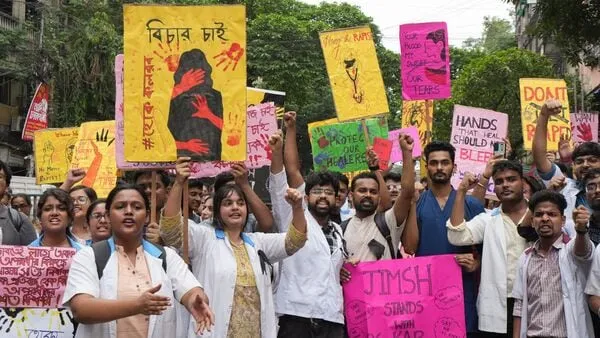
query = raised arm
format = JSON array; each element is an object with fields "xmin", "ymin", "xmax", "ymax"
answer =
[
  {"xmin": 393, "ymin": 134, "xmax": 416, "ymax": 223},
  {"xmin": 366, "ymin": 147, "xmax": 392, "ymax": 211},
  {"xmin": 283, "ymin": 111, "xmax": 304, "ymax": 189},
  {"xmin": 159, "ymin": 157, "xmax": 190, "ymax": 248},
  {"xmin": 269, "ymin": 130, "xmax": 284, "ymax": 175},
  {"xmin": 450, "ymin": 172, "xmax": 477, "ymax": 227},
  {"xmin": 59, "ymin": 168, "xmax": 86, "ymax": 192},
  {"xmin": 472, "ymin": 155, "xmax": 502, "ymax": 205},
  {"xmin": 283, "ymin": 188, "xmax": 308, "ymax": 256},
  {"xmin": 572, "ymin": 206, "xmax": 593, "ymax": 259},
  {"xmin": 231, "ymin": 162, "xmax": 275, "ymax": 232},
  {"xmin": 532, "ymin": 100, "xmax": 563, "ymax": 174}
]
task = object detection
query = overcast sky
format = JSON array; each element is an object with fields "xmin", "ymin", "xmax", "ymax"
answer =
[{"xmin": 298, "ymin": 0, "xmax": 515, "ymax": 53}]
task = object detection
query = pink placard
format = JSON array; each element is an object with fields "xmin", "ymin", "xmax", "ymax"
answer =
[
  {"xmin": 343, "ymin": 255, "xmax": 465, "ymax": 337},
  {"xmin": 0, "ymin": 245, "xmax": 76, "ymax": 308},
  {"xmin": 372, "ymin": 137, "xmax": 392, "ymax": 170},
  {"xmin": 571, "ymin": 112, "xmax": 599, "ymax": 143},
  {"xmin": 191, "ymin": 102, "xmax": 277, "ymax": 177},
  {"xmin": 450, "ymin": 105, "xmax": 508, "ymax": 193},
  {"xmin": 400, "ymin": 22, "xmax": 451, "ymax": 100},
  {"xmin": 389, "ymin": 127, "xmax": 422, "ymax": 163}
]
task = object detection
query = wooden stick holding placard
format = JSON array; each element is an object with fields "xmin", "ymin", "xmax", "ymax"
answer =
[
  {"xmin": 150, "ymin": 171, "xmax": 157, "ymax": 224},
  {"xmin": 361, "ymin": 119, "xmax": 371, "ymax": 147},
  {"xmin": 182, "ymin": 181, "xmax": 190, "ymax": 264}
]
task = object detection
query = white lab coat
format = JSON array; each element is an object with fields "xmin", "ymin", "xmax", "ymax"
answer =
[
  {"xmin": 512, "ymin": 236, "xmax": 594, "ymax": 338},
  {"xmin": 446, "ymin": 208, "xmax": 527, "ymax": 333},
  {"xmin": 62, "ymin": 238, "xmax": 202, "ymax": 338},
  {"xmin": 188, "ymin": 226, "xmax": 295, "ymax": 337}
]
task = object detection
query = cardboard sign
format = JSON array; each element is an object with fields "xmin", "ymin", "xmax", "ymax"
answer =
[
  {"xmin": 309, "ymin": 117, "xmax": 389, "ymax": 173},
  {"xmin": 123, "ymin": 5, "xmax": 247, "ymax": 162},
  {"xmin": 70, "ymin": 121, "xmax": 118, "ymax": 198},
  {"xmin": 247, "ymin": 87, "xmax": 286, "ymax": 118},
  {"xmin": 319, "ymin": 26, "xmax": 389, "ymax": 121},
  {"xmin": 400, "ymin": 23, "xmax": 451, "ymax": 100},
  {"xmin": 372, "ymin": 137, "xmax": 392, "ymax": 170},
  {"xmin": 401, "ymin": 100, "xmax": 433, "ymax": 150},
  {"xmin": 0, "ymin": 245, "xmax": 76, "ymax": 308},
  {"xmin": 519, "ymin": 78, "xmax": 571, "ymax": 151},
  {"xmin": 343, "ymin": 255, "xmax": 465, "ymax": 337},
  {"xmin": 450, "ymin": 105, "xmax": 508, "ymax": 195},
  {"xmin": 22, "ymin": 83, "xmax": 50, "ymax": 141},
  {"xmin": 115, "ymin": 54, "xmax": 175, "ymax": 170},
  {"xmin": 389, "ymin": 127, "xmax": 422, "ymax": 162},
  {"xmin": 33, "ymin": 128, "xmax": 79, "ymax": 184},
  {"xmin": 571, "ymin": 112, "xmax": 598, "ymax": 143}
]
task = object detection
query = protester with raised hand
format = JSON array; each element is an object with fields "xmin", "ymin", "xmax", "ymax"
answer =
[
  {"xmin": 30, "ymin": 188, "xmax": 83, "ymax": 250},
  {"xmin": 63, "ymin": 183, "xmax": 213, "ymax": 338},
  {"xmin": 513, "ymin": 191, "xmax": 593, "ymax": 338},
  {"xmin": 447, "ymin": 161, "xmax": 530, "ymax": 336},
  {"xmin": 532, "ymin": 99, "xmax": 600, "ymax": 237}
]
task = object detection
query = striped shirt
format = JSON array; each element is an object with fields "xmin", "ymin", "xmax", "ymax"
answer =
[{"xmin": 513, "ymin": 237, "xmax": 568, "ymax": 338}]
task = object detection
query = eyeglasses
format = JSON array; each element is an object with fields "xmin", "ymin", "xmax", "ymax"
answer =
[
  {"xmin": 12, "ymin": 204, "xmax": 28, "ymax": 210},
  {"xmin": 586, "ymin": 182, "xmax": 600, "ymax": 193},
  {"xmin": 72, "ymin": 196, "xmax": 89, "ymax": 204},
  {"xmin": 309, "ymin": 188, "xmax": 335, "ymax": 196},
  {"xmin": 90, "ymin": 212, "xmax": 107, "ymax": 221}
]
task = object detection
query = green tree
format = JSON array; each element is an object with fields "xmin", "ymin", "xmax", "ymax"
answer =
[
  {"xmin": 460, "ymin": 16, "xmax": 516, "ymax": 52},
  {"xmin": 505, "ymin": 0, "xmax": 600, "ymax": 67}
]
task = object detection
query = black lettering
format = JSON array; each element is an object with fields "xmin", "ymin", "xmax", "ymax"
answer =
[
  {"xmin": 414, "ymin": 264, "xmax": 433, "ymax": 296},
  {"xmin": 402, "ymin": 266, "xmax": 416, "ymax": 294}
]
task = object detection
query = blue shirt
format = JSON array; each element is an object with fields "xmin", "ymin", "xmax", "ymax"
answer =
[
  {"xmin": 29, "ymin": 234, "xmax": 83, "ymax": 251},
  {"xmin": 415, "ymin": 189, "xmax": 485, "ymax": 333}
]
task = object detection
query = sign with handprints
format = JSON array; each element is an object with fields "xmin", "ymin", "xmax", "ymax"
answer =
[
  {"xmin": 319, "ymin": 26, "xmax": 389, "ymax": 121},
  {"xmin": 247, "ymin": 87, "xmax": 286, "ymax": 119},
  {"xmin": 519, "ymin": 78, "xmax": 571, "ymax": 151},
  {"xmin": 188, "ymin": 103, "xmax": 277, "ymax": 177},
  {"xmin": 309, "ymin": 117, "xmax": 389, "ymax": 173},
  {"xmin": 400, "ymin": 22, "xmax": 451, "ymax": 100},
  {"xmin": 343, "ymin": 255, "xmax": 465, "ymax": 338},
  {"xmin": 571, "ymin": 112, "xmax": 598, "ymax": 143},
  {"xmin": 123, "ymin": 5, "xmax": 247, "ymax": 162},
  {"xmin": 33, "ymin": 128, "xmax": 79, "ymax": 184},
  {"xmin": 70, "ymin": 121, "xmax": 117, "ymax": 198}
]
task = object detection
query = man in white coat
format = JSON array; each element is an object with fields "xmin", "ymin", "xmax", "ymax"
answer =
[
  {"xmin": 512, "ymin": 190, "xmax": 594, "ymax": 338},
  {"xmin": 447, "ymin": 160, "xmax": 530, "ymax": 336}
]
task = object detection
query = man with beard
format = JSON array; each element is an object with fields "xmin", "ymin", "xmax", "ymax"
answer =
[
  {"xmin": 447, "ymin": 160, "xmax": 529, "ymax": 337},
  {"xmin": 266, "ymin": 121, "xmax": 347, "ymax": 337},
  {"xmin": 330, "ymin": 172, "xmax": 352, "ymax": 224},
  {"xmin": 402, "ymin": 141, "xmax": 485, "ymax": 337},
  {"xmin": 513, "ymin": 191, "xmax": 594, "ymax": 338},
  {"xmin": 532, "ymin": 99, "xmax": 600, "ymax": 237},
  {"xmin": 342, "ymin": 134, "xmax": 415, "ymax": 262}
]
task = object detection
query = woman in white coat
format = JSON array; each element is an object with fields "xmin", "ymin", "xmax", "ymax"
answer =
[
  {"xmin": 160, "ymin": 158, "xmax": 308, "ymax": 337},
  {"xmin": 62, "ymin": 183, "xmax": 214, "ymax": 338}
]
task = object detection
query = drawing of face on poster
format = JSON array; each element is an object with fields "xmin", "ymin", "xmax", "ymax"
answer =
[
  {"xmin": 65, "ymin": 138, "xmax": 77, "ymax": 164},
  {"xmin": 168, "ymin": 48, "xmax": 224, "ymax": 160},
  {"xmin": 344, "ymin": 53, "xmax": 364, "ymax": 104},
  {"xmin": 424, "ymin": 29, "xmax": 447, "ymax": 85}
]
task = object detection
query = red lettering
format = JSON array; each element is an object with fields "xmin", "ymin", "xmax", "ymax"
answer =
[
  {"xmin": 526, "ymin": 124, "xmax": 536, "ymax": 141},
  {"xmin": 459, "ymin": 149, "xmax": 493, "ymax": 163},
  {"xmin": 524, "ymin": 87, "xmax": 534, "ymax": 101},
  {"xmin": 523, "ymin": 86, "xmax": 568, "ymax": 102}
]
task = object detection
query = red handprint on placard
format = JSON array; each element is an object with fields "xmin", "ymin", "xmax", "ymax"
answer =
[
  {"xmin": 576, "ymin": 122, "xmax": 593, "ymax": 141},
  {"xmin": 225, "ymin": 112, "xmax": 242, "ymax": 146},
  {"xmin": 172, "ymin": 69, "xmax": 205, "ymax": 98},
  {"xmin": 153, "ymin": 42, "xmax": 180, "ymax": 72},
  {"xmin": 191, "ymin": 94, "xmax": 223, "ymax": 130},
  {"xmin": 259, "ymin": 134, "xmax": 272, "ymax": 160},
  {"xmin": 176, "ymin": 139, "xmax": 210, "ymax": 155},
  {"xmin": 213, "ymin": 42, "xmax": 244, "ymax": 71}
]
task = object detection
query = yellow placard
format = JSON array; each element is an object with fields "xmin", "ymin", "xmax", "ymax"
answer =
[
  {"xmin": 247, "ymin": 87, "xmax": 285, "ymax": 118},
  {"xmin": 123, "ymin": 5, "xmax": 247, "ymax": 162},
  {"xmin": 401, "ymin": 100, "xmax": 433, "ymax": 149},
  {"xmin": 519, "ymin": 78, "xmax": 571, "ymax": 151},
  {"xmin": 319, "ymin": 26, "xmax": 389, "ymax": 121},
  {"xmin": 33, "ymin": 128, "xmax": 79, "ymax": 184},
  {"xmin": 70, "ymin": 121, "xmax": 117, "ymax": 198}
]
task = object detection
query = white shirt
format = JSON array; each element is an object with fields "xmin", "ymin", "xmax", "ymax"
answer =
[
  {"xmin": 188, "ymin": 225, "xmax": 292, "ymax": 337},
  {"xmin": 62, "ymin": 238, "xmax": 201, "ymax": 338},
  {"xmin": 512, "ymin": 236, "xmax": 594, "ymax": 338},
  {"xmin": 343, "ymin": 209, "xmax": 402, "ymax": 261},
  {"xmin": 268, "ymin": 169, "xmax": 345, "ymax": 323},
  {"xmin": 537, "ymin": 164, "xmax": 579, "ymax": 237},
  {"xmin": 446, "ymin": 207, "xmax": 528, "ymax": 333}
]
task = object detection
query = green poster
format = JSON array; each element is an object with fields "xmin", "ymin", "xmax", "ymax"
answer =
[{"xmin": 309, "ymin": 117, "xmax": 389, "ymax": 173}]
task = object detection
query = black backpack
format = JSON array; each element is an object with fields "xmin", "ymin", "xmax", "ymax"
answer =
[
  {"xmin": 340, "ymin": 212, "xmax": 397, "ymax": 259},
  {"xmin": 92, "ymin": 240, "xmax": 167, "ymax": 279}
]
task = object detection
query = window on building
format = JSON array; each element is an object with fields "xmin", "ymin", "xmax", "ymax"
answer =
[{"xmin": 0, "ymin": 76, "xmax": 11, "ymax": 105}]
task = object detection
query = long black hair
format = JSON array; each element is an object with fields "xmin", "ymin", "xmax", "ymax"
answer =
[
  {"xmin": 212, "ymin": 184, "xmax": 248, "ymax": 230},
  {"xmin": 105, "ymin": 184, "xmax": 149, "ymax": 213}
]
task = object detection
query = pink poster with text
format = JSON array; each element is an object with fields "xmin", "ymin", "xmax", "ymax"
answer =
[
  {"xmin": 400, "ymin": 22, "xmax": 451, "ymax": 100},
  {"xmin": 389, "ymin": 127, "xmax": 422, "ymax": 163},
  {"xmin": 571, "ymin": 112, "xmax": 598, "ymax": 143},
  {"xmin": 343, "ymin": 255, "xmax": 465, "ymax": 338}
]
